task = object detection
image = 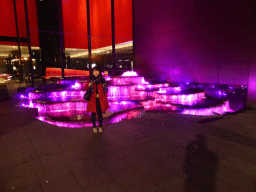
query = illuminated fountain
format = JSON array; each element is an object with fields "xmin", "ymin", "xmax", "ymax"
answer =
[{"xmin": 20, "ymin": 71, "xmax": 235, "ymax": 128}]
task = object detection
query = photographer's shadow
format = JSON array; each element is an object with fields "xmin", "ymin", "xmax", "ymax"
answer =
[{"xmin": 183, "ymin": 134, "xmax": 219, "ymax": 192}]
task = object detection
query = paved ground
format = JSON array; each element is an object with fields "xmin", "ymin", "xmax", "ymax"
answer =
[{"xmin": 1, "ymin": 86, "xmax": 256, "ymax": 191}]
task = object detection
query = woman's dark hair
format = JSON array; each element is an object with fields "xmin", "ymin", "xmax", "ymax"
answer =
[
  {"xmin": 90, "ymin": 66, "xmax": 103, "ymax": 80},
  {"xmin": 91, "ymin": 66, "xmax": 101, "ymax": 73}
]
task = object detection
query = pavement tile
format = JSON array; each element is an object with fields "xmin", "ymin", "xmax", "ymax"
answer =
[
  {"xmin": 216, "ymin": 166, "xmax": 255, "ymax": 191},
  {"xmin": 0, "ymin": 172, "xmax": 39, "ymax": 192},
  {"xmin": 108, "ymin": 167, "xmax": 147, "ymax": 188},
  {"xmin": 124, "ymin": 180, "xmax": 162, "ymax": 192},
  {"xmin": 37, "ymin": 165, "xmax": 84, "ymax": 191},
  {"xmin": 112, "ymin": 146, "xmax": 139, "ymax": 159},
  {"xmin": 75, "ymin": 170, "xmax": 114, "ymax": 188},
  {"xmin": 90, "ymin": 153, "xmax": 131, "ymax": 173},
  {"xmin": 84, "ymin": 179, "xmax": 123, "ymax": 192},
  {"xmin": 158, "ymin": 156, "xmax": 186, "ymax": 178},
  {"xmin": 66, "ymin": 158, "xmax": 101, "ymax": 177},
  {"xmin": 145, "ymin": 168, "xmax": 177, "ymax": 185},
  {"xmin": 220, "ymin": 156, "xmax": 256, "ymax": 180},
  {"xmin": 1, "ymin": 128, "xmax": 29, "ymax": 143},
  {"xmin": 221, "ymin": 144, "xmax": 256, "ymax": 164},
  {"xmin": 0, "ymin": 157, "xmax": 43, "ymax": 183},
  {"xmin": 36, "ymin": 164, "xmax": 70, "ymax": 181},
  {"xmin": 106, "ymin": 139, "xmax": 136, "ymax": 151},
  {"xmin": 157, "ymin": 176, "xmax": 191, "ymax": 192},
  {"xmin": 54, "ymin": 137, "xmax": 86, "ymax": 152},
  {"xmin": 1, "ymin": 100, "xmax": 256, "ymax": 191},
  {"xmin": 133, "ymin": 142, "xmax": 160, "ymax": 156},
  {"xmin": 38, "ymin": 173, "xmax": 84, "ymax": 192},
  {"xmin": 5, "ymin": 151, "xmax": 40, "ymax": 168},
  {"xmin": 5, "ymin": 140, "xmax": 35, "ymax": 154},
  {"xmin": 73, "ymin": 146, "xmax": 114, "ymax": 159},
  {"xmin": 181, "ymin": 180, "xmax": 204, "ymax": 192},
  {"xmin": 216, "ymin": 179, "xmax": 243, "ymax": 192},
  {"xmin": 73, "ymin": 142, "xmax": 115, "ymax": 158},
  {"xmin": 40, "ymin": 151, "xmax": 80, "ymax": 169},
  {"xmin": 122, "ymin": 154, "xmax": 164, "ymax": 174},
  {"xmin": 148, "ymin": 142, "xmax": 186, "ymax": 163},
  {"xmin": 55, "ymin": 151, "xmax": 81, "ymax": 164},
  {"xmin": 4, "ymin": 182, "xmax": 42, "ymax": 192},
  {"xmin": 31, "ymin": 139, "xmax": 64, "ymax": 158},
  {"xmin": 0, "ymin": 154, "xmax": 8, "ymax": 168}
]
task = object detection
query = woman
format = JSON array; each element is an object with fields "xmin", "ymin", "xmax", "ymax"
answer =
[{"xmin": 84, "ymin": 67, "xmax": 109, "ymax": 133}]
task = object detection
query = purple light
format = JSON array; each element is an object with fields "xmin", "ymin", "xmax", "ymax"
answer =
[
  {"xmin": 136, "ymin": 85, "xmax": 146, "ymax": 90},
  {"xmin": 141, "ymin": 78, "xmax": 149, "ymax": 84},
  {"xmin": 158, "ymin": 88, "xmax": 167, "ymax": 94},
  {"xmin": 121, "ymin": 71, "xmax": 138, "ymax": 77},
  {"xmin": 21, "ymin": 71, "xmax": 238, "ymax": 128},
  {"xmin": 61, "ymin": 91, "xmax": 67, "ymax": 97},
  {"xmin": 20, "ymin": 94, "xmax": 25, "ymax": 99},
  {"xmin": 174, "ymin": 87, "xmax": 181, "ymax": 91},
  {"xmin": 105, "ymin": 76, "xmax": 112, "ymax": 81},
  {"xmin": 71, "ymin": 81, "xmax": 81, "ymax": 90},
  {"xmin": 181, "ymin": 100, "xmax": 233, "ymax": 116}
]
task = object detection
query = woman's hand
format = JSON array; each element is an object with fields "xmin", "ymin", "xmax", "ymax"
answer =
[{"xmin": 88, "ymin": 82, "xmax": 92, "ymax": 87}]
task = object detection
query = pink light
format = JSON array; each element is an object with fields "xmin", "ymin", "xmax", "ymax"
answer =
[
  {"xmin": 105, "ymin": 76, "xmax": 112, "ymax": 81},
  {"xmin": 71, "ymin": 82, "xmax": 81, "ymax": 90},
  {"xmin": 28, "ymin": 93, "xmax": 32, "ymax": 99},
  {"xmin": 29, "ymin": 101, "xmax": 34, "ymax": 108},
  {"xmin": 20, "ymin": 94, "xmax": 25, "ymax": 99},
  {"xmin": 180, "ymin": 100, "xmax": 233, "ymax": 116},
  {"xmin": 141, "ymin": 78, "xmax": 149, "ymax": 84},
  {"xmin": 174, "ymin": 87, "xmax": 181, "ymax": 91},
  {"xmin": 136, "ymin": 85, "xmax": 146, "ymax": 90},
  {"xmin": 121, "ymin": 71, "xmax": 138, "ymax": 77},
  {"xmin": 120, "ymin": 101, "xmax": 128, "ymax": 105},
  {"xmin": 61, "ymin": 91, "xmax": 67, "ymax": 97},
  {"xmin": 187, "ymin": 94, "xmax": 194, "ymax": 101},
  {"xmin": 158, "ymin": 90, "xmax": 167, "ymax": 94}
]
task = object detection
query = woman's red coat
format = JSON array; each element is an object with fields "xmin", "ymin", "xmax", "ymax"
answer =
[{"xmin": 84, "ymin": 80, "xmax": 110, "ymax": 113}]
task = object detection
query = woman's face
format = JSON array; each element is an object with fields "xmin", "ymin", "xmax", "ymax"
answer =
[{"xmin": 93, "ymin": 70, "xmax": 100, "ymax": 77}]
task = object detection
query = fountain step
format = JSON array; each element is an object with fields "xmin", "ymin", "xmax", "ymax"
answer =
[{"xmin": 157, "ymin": 97, "xmax": 228, "ymax": 109}]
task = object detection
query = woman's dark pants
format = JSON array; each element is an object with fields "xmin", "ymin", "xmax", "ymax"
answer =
[{"xmin": 91, "ymin": 98, "xmax": 103, "ymax": 127}]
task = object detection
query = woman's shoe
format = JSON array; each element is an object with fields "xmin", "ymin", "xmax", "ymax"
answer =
[
  {"xmin": 93, "ymin": 127, "xmax": 97, "ymax": 133},
  {"xmin": 98, "ymin": 127, "xmax": 102, "ymax": 133}
]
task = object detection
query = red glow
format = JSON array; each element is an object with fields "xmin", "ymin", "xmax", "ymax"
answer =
[
  {"xmin": 0, "ymin": 0, "xmax": 16, "ymax": 38},
  {"xmin": 62, "ymin": 0, "xmax": 132, "ymax": 49},
  {"xmin": 45, "ymin": 68, "xmax": 89, "ymax": 78},
  {"xmin": 90, "ymin": 0, "xmax": 112, "ymax": 49},
  {"xmin": 0, "ymin": 0, "xmax": 39, "ymax": 46},
  {"xmin": 62, "ymin": 0, "xmax": 88, "ymax": 49},
  {"xmin": 115, "ymin": 0, "xmax": 132, "ymax": 44}
]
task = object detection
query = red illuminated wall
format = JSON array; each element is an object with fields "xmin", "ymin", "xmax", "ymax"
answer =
[
  {"xmin": 115, "ymin": 0, "xmax": 132, "ymax": 44},
  {"xmin": 90, "ymin": 0, "xmax": 112, "ymax": 49},
  {"xmin": 62, "ymin": 0, "xmax": 88, "ymax": 49},
  {"xmin": 45, "ymin": 68, "xmax": 89, "ymax": 77},
  {"xmin": 62, "ymin": 0, "xmax": 132, "ymax": 49},
  {"xmin": 0, "ymin": 0, "xmax": 39, "ymax": 46}
]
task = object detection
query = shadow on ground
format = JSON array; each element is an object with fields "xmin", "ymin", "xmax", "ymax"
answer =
[{"xmin": 183, "ymin": 134, "xmax": 219, "ymax": 192}]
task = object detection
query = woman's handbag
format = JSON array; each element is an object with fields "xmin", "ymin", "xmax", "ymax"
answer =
[{"xmin": 83, "ymin": 88, "xmax": 92, "ymax": 101}]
